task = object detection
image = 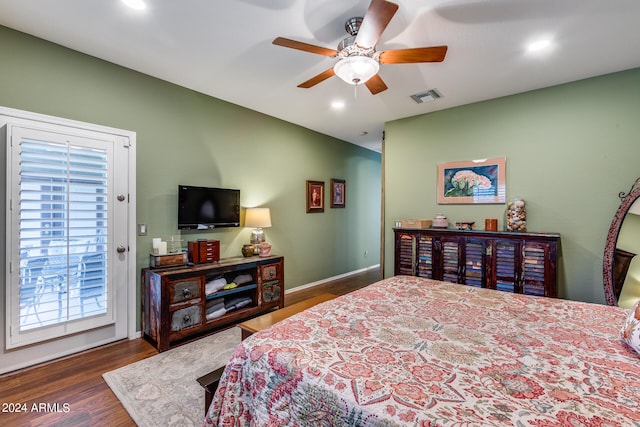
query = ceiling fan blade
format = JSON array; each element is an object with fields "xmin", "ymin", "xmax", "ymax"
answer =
[
  {"xmin": 298, "ymin": 68, "xmax": 336, "ymax": 88},
  {"xmin": 379, "ymin": 46, "xmax": 448, "ymax": 64},
  {"xmin": 355, "ymin": 0, "xmax": 399, "ymax": 49},
  {"xmin": 273, "ymin": 37, "xmax": 338, "ymax": 57},
  {"xmin": 365, "ymin": 74, "xmax": 388, "ymax": 94}
]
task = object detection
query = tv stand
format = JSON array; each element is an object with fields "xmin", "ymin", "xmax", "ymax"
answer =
[{"xmin": 142, "ymin": 255, "xmax": 284, "ymax": 351}]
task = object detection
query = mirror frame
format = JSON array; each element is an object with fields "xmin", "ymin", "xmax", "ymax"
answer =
[{"xmin": 603, "ymin": 178, "xmax": 640, "ymax": 306}]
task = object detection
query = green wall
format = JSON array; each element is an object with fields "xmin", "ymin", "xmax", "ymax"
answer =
[
  {"xmin": 0, "ymin": 26, "xmax": 381, "ymax": 323},
  {"xmin": 384, "ymin": 67, "xmax": 640, "ymax": 304}
]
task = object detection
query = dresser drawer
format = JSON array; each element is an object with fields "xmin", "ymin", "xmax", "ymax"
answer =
[
  {"xmin": 170, "ymin": 278, "xmax": 201, "ymax": 304},
  {"xmin": 262, "ymin": 281, "xmax": 282, "ymax": 303},
  {"xmin": 261, "ymin": 264, "xmax": 279, "ymax": 281},
  {"xmin": 171, "ymin": 305, "xmax": 202, "ymax": 332}
]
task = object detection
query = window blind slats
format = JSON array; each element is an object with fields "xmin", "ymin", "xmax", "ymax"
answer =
[{"xmin": 17, "ymin": 138, "xmax": 110, "ymax": 331}]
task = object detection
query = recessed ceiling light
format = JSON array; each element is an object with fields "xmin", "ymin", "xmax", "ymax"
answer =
[
  {"xmin": 359, "ymin": 131, "xmax": 368, "ymax": 136},
  {"xmin": 527, "ymin": 39, "xmax": 551, "ymax": 53},
  {"xmin": 331, "ymin": 100, "xmax": 345, "ymax": 110},
  {"xmin": 122, "ymin": 0, "xmax": 147, "ymax": 10}
]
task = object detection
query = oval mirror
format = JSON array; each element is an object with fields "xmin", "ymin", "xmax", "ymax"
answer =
[{"xmin": 603, "ymin": 178, "xmax": 640, "ymax": 307}]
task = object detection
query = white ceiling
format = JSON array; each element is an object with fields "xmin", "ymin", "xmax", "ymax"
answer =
[{"xmin": 1, "ymin": 0, "xmax": 639, "ymax": 152}]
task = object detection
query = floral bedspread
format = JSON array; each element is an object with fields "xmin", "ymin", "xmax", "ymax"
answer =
[{"xmin": 204, "ymin": 276, "xmax": 640, "ymax": 426}]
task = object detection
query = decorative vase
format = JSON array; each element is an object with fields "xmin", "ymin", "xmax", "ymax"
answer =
[
  {"xmin": 432, "ymin": 214, "xmax": 448, "ymax": 229},
  {"xmin": 485, "ymin": 218, "xmax": 498, "ymax": 231},
  {"xmin": 241, "ymin": 244, "xmax": 255, "ymax": 257},
  {"xmin": 258, "ymin": 242, "xmax": 272, "ymax": 257},
  {"xmin": 505, "ymin": 197, "xmax": 526, "ymax": 231}
]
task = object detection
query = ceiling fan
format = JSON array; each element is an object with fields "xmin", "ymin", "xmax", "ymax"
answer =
[{"xmin": 273, "ymin": 0, "xmax": 448, "ymax": 95}]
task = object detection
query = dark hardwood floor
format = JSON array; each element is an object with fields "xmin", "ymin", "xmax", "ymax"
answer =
[
  {"xmin": 0, "ymin": 267, "xmax": 380, "ymax": 427},
  {"xmin": 284, "ymin": 267, "xmax": 380, "ymax": 305}
]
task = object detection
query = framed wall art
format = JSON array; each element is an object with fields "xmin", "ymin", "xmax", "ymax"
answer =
[
  {"xmin": 437, "ymin": 157, "xmax": 506, "ymax": 204},
  {"xmin": 330, "ymin": 179, "xmax": 346, "ymax": 208},
  {"xmin": 306, "ymin": 180, "xmax": 324, "ymax": 213}
]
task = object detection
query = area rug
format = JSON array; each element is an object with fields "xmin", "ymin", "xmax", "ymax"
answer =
[{"xmin": 103, "ymin": 327, "xmax": 241, "ymax": 427}]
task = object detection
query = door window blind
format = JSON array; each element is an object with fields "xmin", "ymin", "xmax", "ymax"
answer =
[{"xmin": 17, "ymin": 138, "xmax": 109, "ymax": 331}]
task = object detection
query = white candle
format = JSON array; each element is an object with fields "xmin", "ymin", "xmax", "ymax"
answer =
[{"xmin": 158, "ymin": 241, "xmax": 167, "ymax": 255}]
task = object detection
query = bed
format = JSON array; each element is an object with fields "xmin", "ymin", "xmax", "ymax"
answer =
[{"xmin": 204, "ymin": 276, "xmax": 640, "ymax": 426}]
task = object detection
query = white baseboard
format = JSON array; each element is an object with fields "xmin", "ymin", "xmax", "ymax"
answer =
[{"xmin": 285, "ymin": 264, "xmax": 380, "ymax": 295}]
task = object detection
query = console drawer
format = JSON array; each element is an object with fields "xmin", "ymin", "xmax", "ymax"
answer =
[
  {"xmin": 262, "ymin": 281, "xmax": 282, "ymax": 303},
  {"xmin": 170, "ymin": 278, "xmax": 201, "ymax": 304},
  {"xmin": 261, "ymin": 264, "xmax": 279, "ymax": 281},
  {"xmin": 171, "ymin": 305, "xmax": 202, "ymax": 332}
]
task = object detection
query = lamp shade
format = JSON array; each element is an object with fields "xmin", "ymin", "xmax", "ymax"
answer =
[
  {"xmin": 245, "ymin": 208, "xmax": 271, "ymax": 228},
  {"xmin": 333, "ymin": 56, "xmax": 379, "ymax": 85}
]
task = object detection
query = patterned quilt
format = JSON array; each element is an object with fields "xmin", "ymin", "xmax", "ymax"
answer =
[{"xmin": 204, "ymin": 276, "xmax": 640, "ymax": 426}]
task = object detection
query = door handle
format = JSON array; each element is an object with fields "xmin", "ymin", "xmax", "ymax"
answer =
[{"xmin": 117, "ymin": 246, "xmax": 127, "ymax": 253}]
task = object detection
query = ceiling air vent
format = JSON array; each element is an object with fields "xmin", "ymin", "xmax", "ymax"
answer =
[{"xmin": 411, "ymin": 89, "xmax": 442, "ymax": 103}]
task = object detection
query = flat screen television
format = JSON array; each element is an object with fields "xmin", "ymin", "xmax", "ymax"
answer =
[{"xmin": 178, "ymin": 185, "xmax": 240, "ymax": 229}]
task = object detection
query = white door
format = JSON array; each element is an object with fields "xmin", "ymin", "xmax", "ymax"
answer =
[{"xmin": 2, "ymin": 109, "xmax": 136, "ymax": 373}]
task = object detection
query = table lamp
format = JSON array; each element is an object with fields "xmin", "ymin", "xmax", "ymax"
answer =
[{"xmin": 245, "ymin": 208, "xmax": 271, "ymax": 254}]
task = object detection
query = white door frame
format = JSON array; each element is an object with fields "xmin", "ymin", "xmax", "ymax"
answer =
[{"xmin": 0, "ymin": 106, "xmax": 136, "ymax": 374}]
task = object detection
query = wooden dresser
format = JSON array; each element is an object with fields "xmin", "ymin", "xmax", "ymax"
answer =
[
  {"xmin": 142, "ymin": 255, "xmax": 284, "ymax": 351},
  {"xmin": 394, "ymin": 228, "xmax": 560, "ymax": 297}
]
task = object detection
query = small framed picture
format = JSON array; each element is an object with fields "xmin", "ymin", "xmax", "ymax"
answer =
[
  {"xmin": 306, "ymin": 180, "xmax": 324, "ymax": 213},
  {"xmin": 330, "ymin": 179, "xmax": 346, "ymax": 208}
]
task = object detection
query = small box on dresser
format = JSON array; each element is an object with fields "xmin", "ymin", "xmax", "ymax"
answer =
[
  {"xmin": 149, "ymin": 252, "xmax": 188, "ymax": 268},
  {"xmin": 400, "ymin": 219, "xmax": 432, "ymax": 229},
  {"xmin": 188, "ymin": 239, "xmax": 220, "ymax": 264}
]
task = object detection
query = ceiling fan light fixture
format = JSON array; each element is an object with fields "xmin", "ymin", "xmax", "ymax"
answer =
[{"xmin": 333, "ymin": 56, "xmax": 379, "ymax": 85}]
